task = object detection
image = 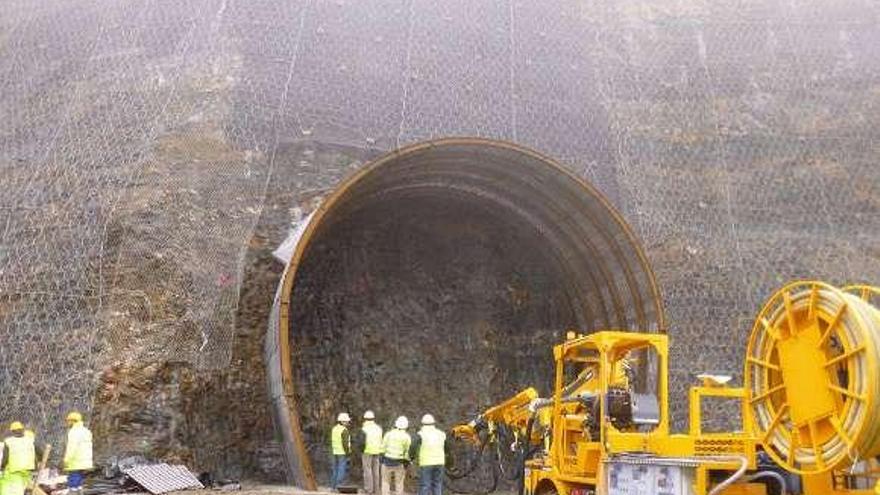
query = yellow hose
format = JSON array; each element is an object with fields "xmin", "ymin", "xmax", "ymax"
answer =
[{"xmin": 745, "ymin": 282, "xmax": 880, "ymax": 474}]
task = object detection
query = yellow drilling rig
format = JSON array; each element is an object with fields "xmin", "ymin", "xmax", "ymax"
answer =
[{"xmin": 449, "ymin": 282, "xmax": 880, "ymax": 495}]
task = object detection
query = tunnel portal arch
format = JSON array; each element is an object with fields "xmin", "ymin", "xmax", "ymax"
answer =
[{"xmin": 265, "ymin": 138, "xmax": 665, "ymax": 487}]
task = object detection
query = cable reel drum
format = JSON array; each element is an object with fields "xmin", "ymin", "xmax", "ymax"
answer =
[
  {"xmin": 745, "ymin": 281, "xmax": 880, "ymax": 475},
  {"xmin": 846, "ymin": 285, "xmax": 880, "ymax": 308}
]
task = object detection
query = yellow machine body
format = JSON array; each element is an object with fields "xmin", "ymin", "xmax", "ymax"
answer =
[
  {"xmin": 520, "ymin": 331, "xmax": 766, "ymax": 495},
  {"xmin": 452, "ymin": 281, "xmax": 880, "ymax": 495}
]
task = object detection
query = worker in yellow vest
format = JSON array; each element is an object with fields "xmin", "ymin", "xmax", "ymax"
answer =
[
  {"xmin": 380, "ymin": 416, "xmax": 411, "ymax": 495},
  {"xmin": 0, "ymin": 422, "xmax": 37, "ymax": 495},
  {"xmin": 63, "ymin": 411, "xmax": 94, "ymax": 494},
  {"xmin": 357, "ymin": 411, "xmax": 383, "ymax": 495},
  {"xmin": 330, "ymin": 412, "xmax": 352, "ymax": 491},
  {"xmin": 408, "ymin": 414, "xmax": 450, "ymax": 495}
]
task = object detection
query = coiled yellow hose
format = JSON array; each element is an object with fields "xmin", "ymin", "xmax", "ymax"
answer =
[{"xmin": 745, "ymin": 281, "xmax": 880, "ymax": 474}]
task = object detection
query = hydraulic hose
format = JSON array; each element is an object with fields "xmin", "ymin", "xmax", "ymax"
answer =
[
  {"xmin": 446, "ymin": 419, "xmax": 507, "ymax": 494},
  {"xmin": 528, "ymin": 393, "xmax": 596, "ymax": 413},
  {"xmin": 561, "ymin": 368, "xmax": 595, "ymax": 397},
  {"xmin": 518, "ymin": 412, "xmax": 537, "ymax": 495},
  {"xmin": 745, "ymin": 471, "xmax": 788, "ymax": 495},
  {"xmin": 445, "ymin": 437, "xmax": 500, "ymax": 495},
  {"xmin": 454, "ymin": 369, "xmax": 598, "ymax": 495},
  {"xmin": 707, "ymin": 456, "xmax": 749, "ymax": 495},
  {"xmin": 446, "ymin": 433, "xmax": 490, "ymax": 480}
]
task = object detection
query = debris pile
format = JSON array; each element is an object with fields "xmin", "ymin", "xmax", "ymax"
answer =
[{"xmin": 33, "ymin": 456, "xmax": 240, "ymax": 495}]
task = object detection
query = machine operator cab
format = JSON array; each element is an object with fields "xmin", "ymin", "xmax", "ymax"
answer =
[{"xmin": 538, "ymin": 332, "xmax": 673, "ymax": 483}]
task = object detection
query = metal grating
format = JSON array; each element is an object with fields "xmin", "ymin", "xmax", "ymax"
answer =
[
  {"xmin": 694, "ymin": 438, "xmax": 748, "ymax": 456},
  {"xmin": 123, "ymin": 464, "xmax": 204, "ymax": 495}
]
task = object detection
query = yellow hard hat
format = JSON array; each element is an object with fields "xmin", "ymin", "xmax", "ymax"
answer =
[
  {"xmin": 9, "ymin": 421, "xmax": 24, "ymax": 432},
  {"xmin": 66, "ymin": 411, "xmax": 83, "ymax": 422}
]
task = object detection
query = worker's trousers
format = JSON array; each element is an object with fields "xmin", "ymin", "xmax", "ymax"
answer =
[
  {"xmin": 362, "ymin": 454, "xmax": 381, "ymax": 495},
  {"xmin": 380, "ymin": 464, "xmax": 405, "ymax": 495},
  {"xmin": 417, "ymin": 466, "xmax": 443, "ymax": 495},
  {"xmin": 0, "ymin": 471, "xmax": 30, "ymax": 495},
  {"xmin": 330, "ymin": 455, "xmax": 349, "ymax": 489}
]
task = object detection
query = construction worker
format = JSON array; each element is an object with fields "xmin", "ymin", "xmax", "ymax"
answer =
[
  {"xmin": 330, "ymin": 412, "xmax": 352, "ymax": 491},
  {"xmin": 1, "ymin": 421, "xmax": 37, "ymax": 495},
  {"xmin": 380, "ymin": 416, "xmax": 411, "ymax": 495},
  {"xmin": 357, "ymin": 411, "xmax": 383, "ymax": 495},
  {"xmin": 409, "ymin": 414, "xmax": 450, "ymax": 495},
  {"xmin": 63, "ymin": 411, "xmax": 94, "ymax": 494}
]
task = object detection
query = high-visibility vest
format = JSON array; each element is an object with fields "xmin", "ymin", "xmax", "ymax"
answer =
[
  {"xmin": 63, "ymin": 422, "xmax": 94, "ymax": 471},
  {"xmin": 331, "ymin": 424, "xmax": 349, "ymax": 456},
  {"xmin": 874, "ymin": 479, "xmax": 880, "ymax": 495},
  {"xmin": 417, "ymin": 426, "xmax": 446, "ymax": 467},
  {"xmin": 382, "ymin": 429, "xmax": 411, "ymax": 460},
  {"xmin": 4, "ymin": 435, "xmax": 36, "ymax": 472},
  {"xmin": 361, "ymin": 421, "xmax": 383, "ymax": 455}
]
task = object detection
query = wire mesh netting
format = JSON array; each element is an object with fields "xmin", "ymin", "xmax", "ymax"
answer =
[{"xmin": 1, "ymin": 0, "xmax": 879, "ymax": 457}]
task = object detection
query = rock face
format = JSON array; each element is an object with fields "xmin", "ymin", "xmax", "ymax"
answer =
[
  {"xmin": 2, "ymin": 0, "xmax": 880, "ymax": 485},
  {"xmin": 90, "ymin": 143, "xmax": 373, "ymax": 481}
]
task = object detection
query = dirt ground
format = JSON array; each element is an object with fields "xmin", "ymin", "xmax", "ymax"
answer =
[
  {"xmin": 187, "ymin": 484, "xmax": 389, "ymax": 495},
  {"xmin": 195, "ymin": 485, "xmax": 320, "ymax": 495},
  {"xmin": 185, "ymin": 483, "xmax": 515, "ymax": 495}
]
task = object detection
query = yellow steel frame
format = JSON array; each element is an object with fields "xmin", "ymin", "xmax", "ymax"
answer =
[{"xmin": 689, "ymin": 384, "xmax": 749, "ymax": 437}]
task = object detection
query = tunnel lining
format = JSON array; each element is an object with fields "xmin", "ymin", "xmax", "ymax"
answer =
[{"xmin": 267, "ymin": 138, "xmax": 665, "ymax": 487}]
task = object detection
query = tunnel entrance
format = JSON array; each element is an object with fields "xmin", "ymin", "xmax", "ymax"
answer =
[{"xmin": 266, "ymin": 138, "xmax": 665, "ymax": 488}]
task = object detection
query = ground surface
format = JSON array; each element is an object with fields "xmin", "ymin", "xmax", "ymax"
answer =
[{"xmin": 189, "ymin": 482, "xmax": 515, "ymax": 495}]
